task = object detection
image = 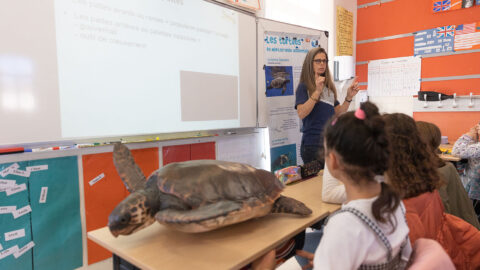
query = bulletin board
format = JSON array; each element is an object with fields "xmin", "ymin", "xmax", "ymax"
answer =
[
  {"xmin": 0, "ymin": 157, "xmax": 82, "ymax": 270},
  {"xmin": 356, "ymin": 0, "xmax": 480, "ymax": 141}
]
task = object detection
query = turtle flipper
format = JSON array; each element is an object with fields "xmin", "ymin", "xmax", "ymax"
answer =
[
  {"xmin": 271, "ymin": 195, "xmax": 312, "ymax": 216},
  {"xmin": 155, "ymin": 201, "xmax": 242, "ymax": 224},
  {"xmin": 113, "ymin": 143, "xmax": 147, "ymax": 193}
]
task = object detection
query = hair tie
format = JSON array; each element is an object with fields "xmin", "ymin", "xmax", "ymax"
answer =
[
  {"xmin": 354, "ymin": 108, "xmax": 366, "ymax": 120},
  {"xmin": 331, "ymin": 118, "xmax": 337, "ymax": 126}
]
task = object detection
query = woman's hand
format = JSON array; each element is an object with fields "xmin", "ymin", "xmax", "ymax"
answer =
[
  {"xmin": 296, "ymin": 250, "xmax": 314, "ymax": 270},
  {"xmin": 315, "ymin": 74, "xmax": 325, "ymax": 95},
  {"xmin": 346, "ymin": 77, "xmax": 360, "ymax": 101}
]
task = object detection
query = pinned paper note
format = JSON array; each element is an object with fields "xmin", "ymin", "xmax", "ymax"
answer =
[
  {"xmin": 0, "ymin": 179, "xmax": 16, "ymax": 188},
  {"xmin": 10, "ymin": 169, "xmax": 30, "ymax": 177},
  {"xmin": 13, "ymin": 241, "xmax": 34, "ymax": 258},
  {"xmin": 39, "ymin": 187, "xmax": 48, "ymax": 203},
  {"xmin": 12, "ymin": 205, "xmax": 32, "ymax": 219},
  {"xmin": 26, "ymin": 165, "xmax": 48, "ymax": 172},
  {"xmin": 5, "ymin": 229, "xmax": 25, "ymax": 241},
  {"xmin": 89, "ymin": 173, "xmax": 105, "ymax": 186},
  {"xmin": 0, "ymin": 206, "xmax": 16, "ymax": 214},
  {"xmin": 0, "ymin": 163, "xmax": 20, "ymax": 177},
  {"xmin": 6, "ymin": 183, "xmax": 27, "ymax": 196},
  {"xmin": 0, "ymin": 245, "xmax": 18, "ymax": 260}
]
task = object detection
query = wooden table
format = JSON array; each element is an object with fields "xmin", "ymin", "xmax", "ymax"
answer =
[
  {"xmin": 439, "ymin": 144, "xmax": 461, "ymax": 162},
  {"xmin": 88, "ymin": 176, "xmax": 339, "ymax": 270}
]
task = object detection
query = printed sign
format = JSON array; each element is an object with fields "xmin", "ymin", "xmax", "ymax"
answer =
[
  {"xmin": 414, "ymin": 26, "xmax": 455, "ymax": 55},
  {"xmin": 5, "ymin": 229, "xmax": 26, "ymax": 241},
  {"xmin": 89, "ymin": 173, "xmax": 105, "ymax": 186}
]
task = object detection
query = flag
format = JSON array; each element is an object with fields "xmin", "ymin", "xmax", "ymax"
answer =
[
  {"xmin": 433, "ymin": 0, "xmax": 451, "ymax": 12},
  {"xmin": 414, "ymin": 26, "xmax": 455, "ymax": 56},
  {"xmin": 454, "ymin": 22, "xmax": 480, "ymax": 51},
  {"xmin": 436, "ymin": 25, "xmax": 455, "ymax": 37},
  {"xmin": 455, "ymin": 23, "xmax": 476, "ymax": 35},
  {"xmin": 432, "ymin": 0, "xmax": 461, "ymax": 12}
]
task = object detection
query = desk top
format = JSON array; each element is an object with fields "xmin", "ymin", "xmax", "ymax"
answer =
[
  {"xmin": 439, "ymin": 144, "xmax": 461, "ymax": 162},
  {"xmin": 88, "ymin": 176, "xmax": 339, "ymax": 270}
]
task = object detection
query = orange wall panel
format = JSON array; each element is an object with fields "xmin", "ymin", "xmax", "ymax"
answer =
[
  {"xmin": 356, "ymin": 64, "xmax": 368, "ymax": 83},
  {"xmin": 82, "ymin": 147, "xmax": 159, "ymax": 264},
  {"xmin": 421, "ymin": 79, "xmax": 480, "ymax": 95},
  {"xmin": 357, "ymin": 0, "xmax": 480, "ymax": 40},
  {"xmin": 356, "ymin": 36, "xmax": 414, "ymax": 62},
  {"xmin": 413, "ymin": 112, "xmax": 480, "ymax": 142},
  {"xmin": 421, "ymin": 52, "xmax": 480, "ymax": 78}
]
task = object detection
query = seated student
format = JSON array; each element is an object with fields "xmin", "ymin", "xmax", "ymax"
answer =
[
  {"xmin": 452, "ymin": 123, "xmax": 480, "ymax": 220},
  {"xmin": 320, "ymin": 112, "xmax": 480, "ymax": 269},
  {"xmin": 255, "ymin": 102, "xmax": 412, "ymax": 270},
  {"xmin": 383, "ymin": 113, "xmax": 480, "ymax": 270},
  {"xmin": 416, "ymin": 121, "xmax": 480, "ymax": 229}
]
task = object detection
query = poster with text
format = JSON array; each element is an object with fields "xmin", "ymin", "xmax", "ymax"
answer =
[{"xmin": 264, "ymin": 31, "xmax": 325, "ymax": 168}]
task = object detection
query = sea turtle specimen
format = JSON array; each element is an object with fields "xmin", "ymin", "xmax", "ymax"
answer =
[{"xmin": 108, "ymin": 143, "xmax": 312, "ymax": 236}]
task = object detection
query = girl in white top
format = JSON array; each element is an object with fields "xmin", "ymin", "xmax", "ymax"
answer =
[{"xmin": 311, "ymin": 101, "xmax": 412, "ymax": 270}]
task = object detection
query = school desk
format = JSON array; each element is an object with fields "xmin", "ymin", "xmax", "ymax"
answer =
[
  {"xmin": 88, "ymin": 175, "xmax": 340, "ymax": 270},
  {"xmin": 439, "ymin": 144, "xmax": 461, "ymax": 162}
]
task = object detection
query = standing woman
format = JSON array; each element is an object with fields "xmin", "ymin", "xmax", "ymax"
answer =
[{"xmin": 295, "ymin": 47, "xmax": 359, "ymax": 165}]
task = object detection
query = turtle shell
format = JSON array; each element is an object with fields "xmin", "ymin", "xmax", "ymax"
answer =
[
  {"xmin": 154, "ymin": 160, "xmax": 284, "ymax": 207},
  {"xmin": 151, "ymin": 160, "xmax": 285, "ymax": 232}
]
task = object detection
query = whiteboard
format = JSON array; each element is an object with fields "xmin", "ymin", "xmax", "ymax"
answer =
[
  {"xmin": 256, "ymin": 18, "xmax": 329, "ymax": 127},
  {"xmin": 0, "ymin": 0, "xmax": 257, "ymax": 146}
]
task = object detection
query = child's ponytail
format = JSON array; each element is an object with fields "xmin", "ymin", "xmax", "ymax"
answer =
[{"xmin": 372, "ymin": 182, "xmax": 400, "ymax": 231}]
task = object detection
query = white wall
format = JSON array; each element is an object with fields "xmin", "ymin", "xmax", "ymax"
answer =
[{"xmin": 262, "ymin": 0, "xmax": 357, "ymax": 73}]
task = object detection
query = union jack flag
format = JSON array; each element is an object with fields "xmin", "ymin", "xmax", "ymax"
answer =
[
  {"xmin": 433, "ymin": 0, "xmax": 451, "ymax": 12},
  {"xmin": 436, "ymin": 25, "xmax": 455, "ymax": 37}
]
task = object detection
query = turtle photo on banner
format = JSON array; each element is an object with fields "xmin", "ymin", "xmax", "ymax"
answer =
[{"xmin": 265, "ymin": 66, "xmax": 294, "ymax": 97}]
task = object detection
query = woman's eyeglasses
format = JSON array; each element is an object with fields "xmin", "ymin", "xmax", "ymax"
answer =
[{"xmin": 313, "ymin": 59, "xmax": 328, "ymax": 64}]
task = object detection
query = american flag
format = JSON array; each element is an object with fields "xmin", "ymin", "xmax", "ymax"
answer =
[
  {"xmin": 436, "ymin": 25, "xmax": 455, "ymax": 38},
  {"xmin": 433, "ymin": 0, "xmax": 451, "ymax": 12},
  {"xmin": 454, "ymin": 22, "xmax": 480, "ymax": 51},
  {"xmin": 455, "ymin": 23, "xmax": 476, "ymax": 35}
]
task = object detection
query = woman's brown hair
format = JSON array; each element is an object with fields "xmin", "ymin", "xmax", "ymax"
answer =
[
  {"xmin": 383, "ymin": 114, "xmax": 443, "ymax": 199},
  {"xmin": 416, "ymin": 121, "xmax": 445, "ymax": 168},
  {"xmin": 299, "ymin": 47, "xmax": 337, "ymax": 101}
]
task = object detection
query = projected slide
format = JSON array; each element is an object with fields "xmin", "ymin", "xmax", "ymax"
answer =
[{"xmin": 55, "ymin": 0, "xmax": 242, "ymax": 138}]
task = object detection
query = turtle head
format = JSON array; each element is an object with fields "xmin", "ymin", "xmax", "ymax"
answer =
[{"xmin": 108, "ymin": 190, "xmax": 157, "ymax": 237}]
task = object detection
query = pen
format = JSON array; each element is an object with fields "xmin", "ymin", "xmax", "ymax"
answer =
[
  {"xmin": 24, "ymin": 145, "xmax": 77, "ymax": 152},
  {"xmin": 24, "ymin": 147, "xmax": 56, "ymax": 152},
  {"xmin": 76, "ymin": 143, "xmax": 101, "ymax": 148},
  {"xmin": 0, "ymin": 147, "xmax": 24, "ymax": 155}
]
